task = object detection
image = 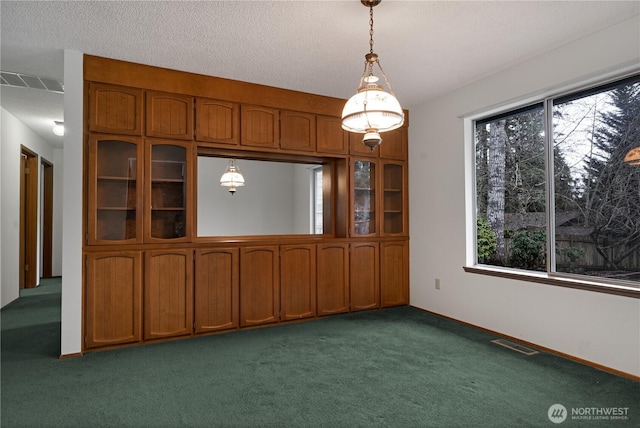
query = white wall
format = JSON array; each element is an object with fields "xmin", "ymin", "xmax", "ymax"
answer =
[
  {"xmin": 197, "ymin": 157, "xmax": 313, "ymax": 236},
  {"xmin": 60, "ymin": 49, "xmax": 83, "ymax": 356},
  {"xmin": 409, "ymin": 17, "xmax": 640, "ymax": 376},
  {"xmin": 1, "ymin": 107, "xmax": 56, "ymax": 307}
]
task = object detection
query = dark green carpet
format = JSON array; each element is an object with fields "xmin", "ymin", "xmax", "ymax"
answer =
[{"xmin": 2, "ymin": 277, "xmax": 638, "ymax": 427}]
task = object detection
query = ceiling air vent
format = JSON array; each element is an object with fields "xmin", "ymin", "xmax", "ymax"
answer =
[{"xmin": 1, "ymin": 71, "xmax": 64, "ymax": 93}]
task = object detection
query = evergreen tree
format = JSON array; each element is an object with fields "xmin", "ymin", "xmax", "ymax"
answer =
[{"xmin": 584, "ymin": 80, "xmax": 640, "ymax": 269}]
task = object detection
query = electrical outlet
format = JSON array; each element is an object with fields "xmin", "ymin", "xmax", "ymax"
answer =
[{"xmin": 435, "ymin": 278, "xmax": 441, "ymax": 290}]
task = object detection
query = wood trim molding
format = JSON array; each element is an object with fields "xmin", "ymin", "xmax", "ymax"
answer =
[
  {"xmin": 411, "ymin": 306, "xmax": 640, "ymax": 382},
  {"xmin": 463, "ymin": 266, "xmax": 639, "ymax": 299}
]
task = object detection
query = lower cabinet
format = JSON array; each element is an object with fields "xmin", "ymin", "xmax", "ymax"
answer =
[
  {"xmin": 194, "ymin": 248, "xmax": 239, "ymax": 333},
  {"xmin": 85, "ymin": 251, "xmax": 142, "ymax": 349},
  {"xmin": 144, "ymin": 249, "xmax": 193, "ymax": 339},
  {"xmin": 240, "ymin": 246, "xmax": 280, "ymax": 326},
  {"xmin": 316, "ymin": 243, "xmax": 349, "ymax": 315},
  {"xmin": 380, "ymin": 241, "xmax": 409, "ymax": 307},
  {"xmin": 350, "ymin": 242, "xmax": 380, "ymax": 311},
  {"xmin": 84, "ymin": 240, "xmax": 409, "ymax": 351},
  {"xmin": 280, "ymin": 244, "xmax": 316, "ymax": 320}
]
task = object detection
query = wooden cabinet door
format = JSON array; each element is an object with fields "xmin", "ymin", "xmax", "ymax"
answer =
[
  {"xmin": 240, "ymin": 246, "xmax": 280, "ymax": 326},
  {"xmin": 145, "ymin": 91, "xmax": 194, "ymax": 140},
  {"xmin": 240, "ymin": 105, "xmax": 279, "ymax": 148},
  {"xmin": 280, "ymin": 110, "xmax": 316, "ymax": 152},
  {"xmin": 88, "ymin": 83, "xmax": 142, "ymax": 136},
  {"xmin": 379, "ymin": 127, "xmax": 408, "ymax": 160},
  {"xmin": 380, "ymin": 241, "xmax": 409, "ymax": 307},
  {"xmin": 85, "ymin": 251, "xmax": 142, "ymax": 349},
  {"xmin": 317, "ymin": 115, "xmax": 349, "ymax": 154},
  {"xmin": 350, "ymin": 242, "xmax": 379, "ymax": 311},
  {"xmin": 144, "ymin": 140, "xmax": 191, "ymax": 243},
  {"xmin": 351, "ymin": 159, "xmax": 378, "ymax": 237},
  {"xmin": 87, "ymin": 135, "xmax": 143, "ymax": 245},
  {"xmin": 316, "ymin": 243, "xmax": 349, "ymax": 316},
  {"xmin": 280, "ymin": 244, "xmax": 316, "ymax": 320},
  {"xmin": 194, "ymin": 248, "xmax": 239, "ymax": 333},
  {"xmin": 144, "ymin": 249, "xmax": 193, "ymax": 339},
  {"xmin": 349, "ymin": 132, "xmax": 380, "ymax": 157},
  {"xmin": 195, "ymin": 98, "xmax": 239, "ymax": 145}
]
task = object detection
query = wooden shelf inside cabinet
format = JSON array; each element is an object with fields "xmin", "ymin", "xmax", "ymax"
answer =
[
  {"xmin": 88, "ymin": 136, "xmax": 143, "ymax": 244},
  {"xmin": 145, "ymin": 142, "xmax": 190, "ymax": 242},
  {"xmin": 382, "ymin": 162, "xmax": 406, "ymax": 236}
]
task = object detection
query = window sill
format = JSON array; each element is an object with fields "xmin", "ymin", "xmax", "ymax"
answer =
[{"xmin": 463, "ymin": 265, "xmax": 640, "ymax": 299}]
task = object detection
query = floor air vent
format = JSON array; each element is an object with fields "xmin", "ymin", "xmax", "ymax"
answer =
[{"xmin": 491, "ymin": 339, "xmax": 539, "ymax": 355}]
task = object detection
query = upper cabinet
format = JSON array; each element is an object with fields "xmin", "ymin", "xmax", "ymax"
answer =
[
  {"xmin": 195, "ymin": 98, "xmax": 239, "ymax": 145},
  {"xmin": 144, "ymin": 140, "xmax": 191, "ymax": 243},
  {"xmin": 351, "ymin": 159, "xmax": 377, "ymax": 237},
  {"xmin": 88, "ymin": 83, "xmax": 143, "ymax": 136},
  {"xmin": 379, "ymin": 127, "xmax": 408, "ymax": 161},
  {"xmin": 280, "ymin": 110, "xmax": 316, "ymax": 152},
  {"xmin": 145, "ymin": 91, "xmax": 193, "ymax": 140},
  {"xmin": 240, "ymin": 105, "xmax": 279, "ymax": 148},
  {"xmin": 317, "ymin": 115, "xmax": 349, "ymax": 154},
  {"xmin": 381, "ymin": 161, "xmax": 408, "ymax": 236},
  {"xmin": 87, "ymin": 135, "xmax": 143, "ymax": 245}
]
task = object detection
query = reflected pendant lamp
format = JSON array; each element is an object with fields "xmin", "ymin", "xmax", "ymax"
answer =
[
  {"xmin": 624, "ymin": 147, "xmax": 640, "ymax": 166},
  {"xmin": 220, "ymin": 159, "xmax": 245, "ymax": 195},
  {"xmin": 342, "ymin": 0, "xmax": 404, "ymax": 151}
]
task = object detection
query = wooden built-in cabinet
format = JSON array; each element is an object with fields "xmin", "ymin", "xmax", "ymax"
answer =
[
  {"xmin": 241, "ymin": 105, "xmax": 279, "ymax": 148},
  {"xmin": 144, "ymin": 249, "xmax": 193, "ymax": 340},
  {"xmin": 145, "ymin": 91, "xmax": 193, "ymax": 140},
  {"xmin": 83, "ymin": 56, "xmax": 409, "ymax": 353},
  {"xmin": 85, "ymin": 251, "xmax": 142, "ymax": 349},
  {"xmin": 87, "ymin": 135, "xmax": 143, "ymax": 245},
  {"xmin": 351, "ymin": 159, "xmax": 377, "ymax": 236},
  {"xmin": 350, "ymin": 242, "xmax": 380, "ymax": 311},
  {"xmin": 144, "ymin": 140, "xmax": 191, "ymax": 243},
  {"xmin": 382, "ymin": 161, "xmax": 408, "ymax": 236},
  {"xmin": 316, "ymin": 243, "xmax": 350, "ymax": 316},
  {"xmin": 380, "ymin": 241, "xmax": 409, "ymax": 307},
  {"xmin": 88, "ymin": 83, "xmax": 143, "ymax": 136},
  {"xmin": 280, "ymin": 244, "xmax": 317, "ymax": 320},
  {"xmin": 280, "ymin": 110, "xmax": 316, "ymax": 152},
  {"xmin": 195, "ymin": 98, "xmax": 239, "ymax": 145},
  {"xmin": 317, "ymin": 115, "xmax": 349, "ymax": 154},
  {"xmin": 194, "ymin": 248, "xmax": 239, "ymax": 333},
  {"xmin": 240, "ymin": 246, "xmax": 280, "ymax": 327}
]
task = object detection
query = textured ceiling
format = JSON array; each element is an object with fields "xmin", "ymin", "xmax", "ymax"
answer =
[{"xmin": 1, "ymin": 0, "xmax": 639, "ymax": 148}]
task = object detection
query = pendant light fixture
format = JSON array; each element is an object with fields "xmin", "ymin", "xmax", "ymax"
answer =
[
  {"xmin": 342, "ymin": 0, "xmax": 404, "ymax": 151},
  {"xmin": 52, "ymin": 120, "xmax": 64, "ymax": 136},
  {"xmin": 220, "ymin": 159, "xmax": 245, "ymax": 195},
  {"xmin": 624, "ymin": 147, "xmax": 640, "ymax": 166}
]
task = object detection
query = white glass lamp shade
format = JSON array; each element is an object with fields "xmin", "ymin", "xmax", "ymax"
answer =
[
  {"xmin": 341, "ymin": 86, "xmax": 404, "ymax": 134},
  {"xmin": 220, "ymin": 160, "xmax": 245, "ymax": 194}
]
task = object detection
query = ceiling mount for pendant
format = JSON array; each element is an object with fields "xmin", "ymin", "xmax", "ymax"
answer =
[{"xmin": 342, "ymin": 0, "xmax": 404, "ymax": 151}]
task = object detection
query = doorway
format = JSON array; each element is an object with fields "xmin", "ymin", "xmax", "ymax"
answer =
[
  {"xmin": 41, "ymin": 158, "xmax": 54, "ymax": 278},
  {"xmin": 20, "ymin": 146, "xmax": 38, "ymax": 289}
]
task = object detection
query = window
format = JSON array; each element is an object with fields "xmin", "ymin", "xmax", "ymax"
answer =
[
  {"xmin": 473, "ymin": 73, "xmax": 640, "ymax": 289},
  {"xmin": 312, "ymin": 166, "xmax": 323, "ymax": 234}
]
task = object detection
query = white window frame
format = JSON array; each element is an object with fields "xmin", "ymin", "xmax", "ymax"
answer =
[{"xmin": 463, "ymin": 68, "xmax": 640, "ymax": 298}]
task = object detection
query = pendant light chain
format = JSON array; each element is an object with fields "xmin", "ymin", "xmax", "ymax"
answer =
[{"xmin": 369, "ymin": 4, "xmax": 375, "ymax": 55}]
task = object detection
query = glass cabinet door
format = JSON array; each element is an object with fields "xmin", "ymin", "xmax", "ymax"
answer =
[
  {"xmin": 351, "ymin": 160, "xmax": 376, "ymax": 236},
  {"xmin": 382, "ymin": 161, "xmax": 406, "ymax": 235},
  {"xmin": 88, "ymin": 136, "xmax": 143, "ymax": 244},
  {"xmin": 146, "ymin": 141, "xmax": 189, "ymax": 241}
]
